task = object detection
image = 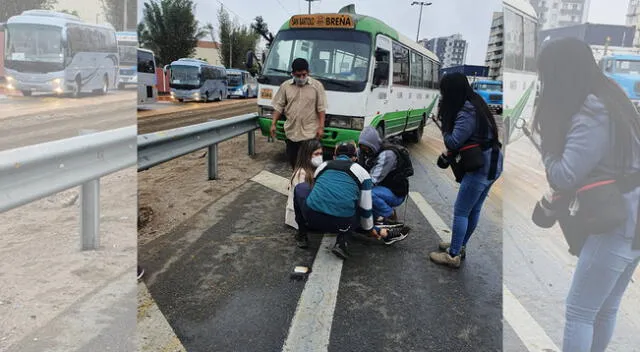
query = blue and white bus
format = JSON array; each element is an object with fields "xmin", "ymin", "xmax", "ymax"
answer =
[
  {"xmin": 116, "ymin": 31, "xmax": 137, "ymax": 89},
  {"xmin": 226, "ymin": 69, "xmax": 257, "ymax": 98},
  {"xmin": 4, "ymin": 10, "xmax": 118, "ymax": 97},
  {"xmin": 137, "ymin": 48, "xmax": 157, "ymax": 108},
  {"xmin": 167, "ymin": 58, "xmax": 227, "ymax": 102}
]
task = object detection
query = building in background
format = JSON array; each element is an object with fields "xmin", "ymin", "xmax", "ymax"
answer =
[
  {"xmin": 627, "ymin": 0, "xmax": 640, "ymax": 47},
  {"xmin": 485, "ymin": 11, "xmax": 504, "ymax": 81},
  {"xmin": 194, "ymin": 41, "xmax": 223, "ymax": 66},
  {"xmin": 529, "ymin": 0, "xmax": 590, "ymax": 30},
  {"xmin": 539, "ymin": 22, "xmax": 637, "ymax": 61},
  {"xmin": 54, "ymin": 0, "xmax": 107, "ymax": 24},
  {"xmin": 421, "ymin": 34, "xmax": 468, "ymax": 68}
]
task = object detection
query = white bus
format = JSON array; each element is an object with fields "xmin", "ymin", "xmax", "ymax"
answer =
[
  {"xmin": 137, "ymin": 48, "xmax": 157, "ymax": 107},
  {"xmin": 503, "ymin": 0, "xmax": 539, "ymax": 144},
  {"xmin": 256, "ymin": 5, "xmax": 441, "ymax": 148},
  {"xmin": 4, "ymin": 10, "xmax": 118, "ymax": 97},
  {"xmin": 116, "ymin": 31, "xmax": 137, "ymax": 89}
]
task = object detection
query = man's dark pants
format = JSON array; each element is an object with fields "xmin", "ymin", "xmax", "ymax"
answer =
[{"xmin": 293, "ymin": 183, "xmax": 358, "ymax": 237}]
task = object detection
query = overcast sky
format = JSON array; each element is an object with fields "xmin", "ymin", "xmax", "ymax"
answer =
[
  {"xmin": 137, "ymin": 0, "xmax": 632, "ymax": 65},
  {"xmin": 138, "ymin": 0, "xmax": 501, "ymax": 66},
  {"xmin": 587, "ymin": 0, "xmax": 628, "ymax": 25}
]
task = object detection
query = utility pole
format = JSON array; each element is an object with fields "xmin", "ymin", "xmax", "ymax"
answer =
[
  {"xmin": 123, "ymin": 0, "xmax": 128, "ymax": 31},
  {"xmin": 411, "ymin": 2, "xmax": 432, "ymax": 43},
  {"xmin": 304, "ymin": 0, "xmax": 318, "ymax": 14}
]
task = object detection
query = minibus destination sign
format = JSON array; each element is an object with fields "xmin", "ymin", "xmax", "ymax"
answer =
[{"xmin": 289, "ymin": 14, "xmax": 354, "ymax": 29}]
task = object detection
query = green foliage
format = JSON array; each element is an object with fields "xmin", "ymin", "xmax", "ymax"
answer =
[
  {"xmin": 138, "ymin": 0, "xmax": 207, "ymax": 66},
  {"xmin": 218, "ymin": 5, "xmax": 259, "ymax": 69},
  {"xmin": 0, "ymin": 0, "xmax": 57, "ymax": 22}
]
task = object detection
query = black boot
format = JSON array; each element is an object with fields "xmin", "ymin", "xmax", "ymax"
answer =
[
  {"xmin": 331, "ymin": 231, "xmax": 350, "ymax": 259},
  {"xmin": 295, "ymin": 231, "xmax": 309, "ymax": 249}
]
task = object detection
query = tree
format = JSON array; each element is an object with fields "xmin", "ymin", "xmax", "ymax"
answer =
[
  {"xmin": 138, "ymin": 0, "xmax": 207, "ymax": 66},
  {"xmin": 251, "ymin": 16, "xmax": 274, "ymax": 48},
  {"xmin": 218, "ymin": 5, "xmax": 259, "ymax": 69},
  {"xmin": 101, "ymin": 0, "xmax": 137, "ymax": 31},
  {"xmin": 0, "ymin": 0, "xmax": 57, "ymax": 22}
]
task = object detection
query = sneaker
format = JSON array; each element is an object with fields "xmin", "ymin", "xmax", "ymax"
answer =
[
  {"xmin": 382, "ymin": 226, "xmax": 410, "ymax": 245},
  {"xmin": 376, "ymin": 216, "xmax": 402, "ymax": 227},
  {"xmin": 331, "ymin": 243, "xmax": 350, "ymax": 259},
  {"xmin": 438, "ymin": 242, "xmax": 466, "ymax": 259},
  {"xmin": 137, "ymin": 266, "xmax": 145, "ymax": 280},
  {"xmin": 429, "ymin": 251, "xmax": 461, "ymax": 268},
  {"xmin": 295, "ymin": 232, "xmax": 309, "ymax": 249}
]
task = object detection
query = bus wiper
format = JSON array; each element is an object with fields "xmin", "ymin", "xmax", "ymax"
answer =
[
  {"xmin": 266, "ymin": 68, "xmax": 291, "ymax": 74},
  {"xmin": 315, "ymin": 77, "xmax": 352, "ymax": 88}
]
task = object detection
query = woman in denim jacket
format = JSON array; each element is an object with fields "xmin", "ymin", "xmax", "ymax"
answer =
[
  {"xmin": 535, "ymin": 37, "xmax": 640, "ymax": 352},
  {"xmin": 429, "ymin": 72, "xmax": 504, "ymax": 268}
]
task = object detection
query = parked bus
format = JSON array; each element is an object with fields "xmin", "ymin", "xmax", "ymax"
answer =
[
  {"xmin": 471, "ymin": 79, "xmax": 503, "ymax": 115},
  {"xmin": 503, "ymin": 0, "xmax": 538, "ymax": 144},
  {"xmin": 116, "ymin": 31, "xmax": 137, "ymax": 89},
  {"xmin": 256, "ymin": 5, "xmax": 441, "ymax": 148},
  {"xmin": 137, "ymin": 48, "xmax": 157, "ymax": 107},
  {"xmin": 226, "ymin": 68, "xmax": 257, "ymax": 98},
  {"xmin": 4, "ymin": 10, "xmax": 118, "ymax": 97},
  {"xmin": 166, "ymin": 58, "xmax": 227, "ymax": 102},
  {"xmin": 600, "ymin": 54, "xmax": 640, "ymax": 111}
]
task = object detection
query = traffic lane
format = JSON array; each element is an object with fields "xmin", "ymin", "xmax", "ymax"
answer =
[
  {"xmin": 0, "ymin": 93, "xmax": 135, "ymax": 151},
  {"xmin": 140, "ymin": 180, "xmax": 316, "ymax": 352},
  {"xmin": 0, "ymin": 89, "xmax": 134, "ymax": 120}
]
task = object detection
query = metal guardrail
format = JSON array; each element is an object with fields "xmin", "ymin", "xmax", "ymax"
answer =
[
  {"xmin": 0, "ymin": 126, "xmax": 137, "ymax": 250},
  {"xmin": 137, "ymin": 113, "xmax": 259, "ymax": 179}
]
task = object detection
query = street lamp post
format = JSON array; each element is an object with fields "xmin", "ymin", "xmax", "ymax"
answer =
[
  {"xmin": 411, "ymin": 1, "xmax": 432, "ymax": 43},
  {"xmin": 304, "ymin": 0, "xmax": 318, "ymax": 14}
]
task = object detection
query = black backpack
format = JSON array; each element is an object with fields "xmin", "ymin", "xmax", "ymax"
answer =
[{"xmin": 381, "ymin": 142, "xmax": 414, "ymax": 179}]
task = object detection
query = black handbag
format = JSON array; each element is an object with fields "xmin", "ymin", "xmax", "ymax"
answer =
[
  {"xmin": 458, "ymin": 143, "xmax": 485, "ymax": 172},
  {"xmin": 572, "ymin": 177, "xmax": 628, "ymax": 234}
]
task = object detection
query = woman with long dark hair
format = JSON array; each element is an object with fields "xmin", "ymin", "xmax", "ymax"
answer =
[
  {"xmin": 429, "ymin": 72, "xmax": 503, "ymax": 268},
  {"xmin": 286, "ymin": 139, "xmax": 323, "ymax": 233},
  {"xmin": 533, "ymin": 37, "xmax": 640, "ymax": 351}
]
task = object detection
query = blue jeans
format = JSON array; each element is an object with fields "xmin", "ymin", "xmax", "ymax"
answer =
[
  {"xmin": 449, "ymin": 172, "xmax": 494, "ymax": 256},
  {"xmin": 563, "ymin": 233, "xmax": 640, "ymax": 352},
  {"xmin": 371, "ymin": 186, "xmax": 405, "ymax": 218}
]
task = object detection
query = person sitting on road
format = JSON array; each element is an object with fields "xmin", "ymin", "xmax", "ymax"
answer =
[
  {"xmin": 285, "ymin": 139, "xmax": 324, "ymax": 229},
  {"xmin": 293, "ymin": 141, "xmax": 407, "ymax": 259},
  {"xmin": 358, "ymin": 126, "xmax": 412, "ymax": 227}
]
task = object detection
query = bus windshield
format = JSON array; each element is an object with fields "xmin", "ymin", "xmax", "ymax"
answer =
[
  {"xmin": 263, "ymin": 29, "xmax": 371, "ymax": 91},
  {"xmin": 614, "ymin": 59, "xmax": 640, "ymax": 75},
  {"xmin": 477, "ymin": 83, "xmax": 502, "ymax": 92},
  {"xmin": 118, "ymin": 42, "xmax": 137, "ymax": 66},
  {"xmin": 170, "ymin": 65, "xmax": 200, "ymax": 88},
  {"xmin": 5, "ymin": 24, "xmax": 64, "ymax": 65},
  {"xmin": 228, "ymin": 73, "xmax": 242, "ymax": 86}
]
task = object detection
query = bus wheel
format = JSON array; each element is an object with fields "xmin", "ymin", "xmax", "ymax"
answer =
[
  {"xmin": 71, "ymin": 77, "xmax": 82, "ymax": 98},
  {"xmin": 118, "ymin": 83, "xmax": 125, "ymax": 90},
  {"xmin": 404, "ymin": 117, "xmax": 425, "ymax": 144},
  {"xmin": 21, "ymin": 90, "xmax": 32, "ymax": 97},
  {"xmin": 101, "ymin": 75, "xmax": 109, "ymax": 95}
]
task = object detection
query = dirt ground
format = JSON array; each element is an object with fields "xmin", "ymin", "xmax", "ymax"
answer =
[
  {"xmin": 137, "ymin": 133, "xmax": 283, "ymax": 246},
  {"xmin": 0, "ymin": 168, "xmax": 137, "ymax": 351}
]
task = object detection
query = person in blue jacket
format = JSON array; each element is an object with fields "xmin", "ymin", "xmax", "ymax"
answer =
[
  {"xmin": 429, "ymin": 72, "xmax": 504, "ymax": 268},
  {"xmin": 533, "ymin": 37, "xmax": 640, "ymax": 352}
]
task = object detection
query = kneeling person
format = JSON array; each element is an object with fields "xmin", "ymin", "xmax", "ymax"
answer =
[
  {"xmin": 293, "ymin": 141, "xmax": 406, "ymax": 259},
  {"xmin": 358, "ymin": 126, "xmax": 412, "ymax": 228}
]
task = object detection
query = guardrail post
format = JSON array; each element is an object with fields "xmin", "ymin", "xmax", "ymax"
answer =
[
  {"xmin": 248, "ymin": 130, "xmax": 255, "ymax": 156},
  {"xmin": 208, "ymin": 144, "xmax": 218, "ymax": 180},
  {"xmin": 80, "ymin": 130, "xmax": 100, "ymax": 250}
]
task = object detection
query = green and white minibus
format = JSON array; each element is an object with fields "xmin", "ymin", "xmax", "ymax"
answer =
[
  {"xmin": 256, "ymin": 7, "xmax": 441, "ymax": 148},
  {"xmin": 503, "ymin": 0, "xmax": 539, "ymax": 144}
]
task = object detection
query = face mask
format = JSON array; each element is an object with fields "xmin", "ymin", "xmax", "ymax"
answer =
[
  {"xmin": 294, "ymin": 76, "xmax": 308, "ymax": 86},
  {"xmin": 311, "ymin": 155, "xmax": 323, "ymax": 167}
]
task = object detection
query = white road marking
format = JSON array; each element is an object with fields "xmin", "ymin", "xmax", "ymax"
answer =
[
  {"xmin": 408, "ymin": 191, "xmax": 561, "ymax": 352},
  {"xmin": 251, "ymin": 170, "xmax": 343, "ymax": 352}
]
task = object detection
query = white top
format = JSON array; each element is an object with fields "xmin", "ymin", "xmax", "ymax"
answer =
[{"xmin": 285, "ymin": 168, "xmax": 307, "ymax": 229}]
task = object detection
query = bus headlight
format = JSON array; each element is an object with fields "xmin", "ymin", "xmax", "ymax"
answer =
[
  {"xmin": 51, "ymin": 78, "xmax": 62, "ymax": 87},
  {"xmin": 259, "ymin": 106, "xmax": 275, "ymax": 119},
  {"xmin": 6, "ymin": 76, "xmax": 14, "ymax": 82},
  {"xmin": 327, "ymin": 115, "xmax": 364, "ymax": 130}
]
